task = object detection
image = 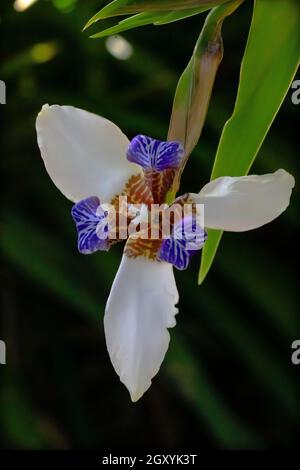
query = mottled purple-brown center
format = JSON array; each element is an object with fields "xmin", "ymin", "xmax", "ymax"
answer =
[{"xmin": 71, "ymin": 135, "xmax": 207, "ymax": 270}]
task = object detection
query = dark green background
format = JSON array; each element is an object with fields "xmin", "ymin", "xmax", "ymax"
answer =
[{"xmin": 1, "ymin": 0, "xmax": 299, "ymax": 449}]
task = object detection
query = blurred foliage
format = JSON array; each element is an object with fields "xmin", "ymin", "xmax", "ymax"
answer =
[{"xmin": 0, "ymin": 0, "xmax": 299, "ymax": 450}]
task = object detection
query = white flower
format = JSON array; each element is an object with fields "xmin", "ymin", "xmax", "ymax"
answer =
[{"xmin": 36, "ymin": 104, "xmax": 294, "ymax": 402}]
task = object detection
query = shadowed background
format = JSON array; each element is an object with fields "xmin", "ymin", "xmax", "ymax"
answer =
[{"xmin": 1, "ymin": 0, "xmax": 299, "ymax": 449}]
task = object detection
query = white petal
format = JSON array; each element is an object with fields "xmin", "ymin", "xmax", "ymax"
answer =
[
  {"xmin": 191, "ymin": 169, "xmax": 294, "ymax": 232},
  {"xmin": 104, "ymin": 255, "xmax": 179, "ymax": 402},
  {"xmin": 36, "ymin": 104, "xmax": 141, "ymax": 203}
]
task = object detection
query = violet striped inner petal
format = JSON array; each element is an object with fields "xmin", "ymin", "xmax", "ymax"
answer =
[
  {"xmin": 158, "ymin": 216, "xmax": 207, "ymax": 270},
  {"xmin": 127, "ymin": 135, "xmax": 184, "ymax": 171},
  {"xmin": 71, "ymin": 196, "xmax": 109, "ymax": 254}
]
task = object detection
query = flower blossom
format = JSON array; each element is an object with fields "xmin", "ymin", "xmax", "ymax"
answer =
[{"xmin": 36, "ymin": 105, "xmax": 294, "ymax": 401}]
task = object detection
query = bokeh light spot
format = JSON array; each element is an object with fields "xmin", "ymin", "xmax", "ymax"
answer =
[
  {"xmin": 105, "ymin": 35, "xmax": 133, "ymax": 61},
  {"xmin": 30, "ymin": 42, "xmax": 60, "ymax": 64},
  {"xmin": 14, "ymin": 0, "xmax": 38, "ymax": 12}
]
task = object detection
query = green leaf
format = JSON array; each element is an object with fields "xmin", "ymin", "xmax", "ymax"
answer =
[
  {"xmin": 90, "ymin": 11, "xmax": 163, "ymax": 38},
  {"xmin": 154, "ymin": 6, "xmax": 212, "ymax": 25},
  {"xmin": 167, "ymin": 0, "xmax": 243, "ymax": 197},
  {"xmin": 199, "ymin": 0, "xmax": 300, "ymax": 283},
  {"xmin": 84, "ymin": 0, "xmax": 230, "ymax": 31},
  {"xmin": 89, "ymin": 7, "xmax": 213, "ymax": 38}
]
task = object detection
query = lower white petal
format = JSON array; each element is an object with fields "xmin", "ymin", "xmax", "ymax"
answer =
[
  {"xmin": 191, "ymin": 169, "xmax": 294, "ymax": 232},
  {"xmin": 104, "ymin": 255, "xmax": 179, "ymax": 402}
]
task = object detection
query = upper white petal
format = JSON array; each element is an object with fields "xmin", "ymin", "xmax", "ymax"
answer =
[
  {"xmin": 36, "ymin": 104, "xmax": 141, "ymax": 203},
  {"xmin": 190, "ymin": 169, "xmax": 295, "ymax": 232},
  {"xmin": 104, "ymin": 254, "xmax": 179, "ymax": 402}
]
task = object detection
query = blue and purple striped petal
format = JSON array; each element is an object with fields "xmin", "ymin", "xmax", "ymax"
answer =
[
  {"xmin": 127, "ymin": 135, "xmax": 184, "ymax": 171},
  {"xmin": 71, "ymin": 196, "xmax": 109, "ymax": 254},
  {"xmin": 158, "ymin": 216, "xmax": 207, "ymax": 270}
]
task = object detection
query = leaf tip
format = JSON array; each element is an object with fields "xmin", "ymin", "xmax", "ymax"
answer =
[
  {"xmin": 83, "ymin": 17, "xmax": 97, "ymax": 31},
  {"xmin": 198, "ymin": 266, "xmax": 207, "ymax": 285},
  {"xmin": 83, "ymin": 7, "xmax": 110, "ymax": 32}
]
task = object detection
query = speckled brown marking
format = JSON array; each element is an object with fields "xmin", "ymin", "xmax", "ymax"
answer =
[
  {"xmin": 107, "ymin": 177, "xmax": 193, "ymax": 260},
  {"xmin": 144, "ymin": 168, "xmax": 176, "ymax": 205},
  {"xmin": 111, "ymin": 173, "xmax": 154, "ymax": 207},
  {"xmin": 107, "ymin": 173, "xmax": 153, "ymax": 246},
  {"xmin": 124, "ymin": 238, "xmax": 163, "ymax": 260}
]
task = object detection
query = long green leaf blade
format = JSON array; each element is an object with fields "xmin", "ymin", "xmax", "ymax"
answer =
[
  {"xmin": 90, "ymin": 11, "xmax": 163, "ymax": 38},
  {"xmin": 154, "ymin": 6, "xmax": 212, "ymax": 25},
  {"xmin": 199, "ymin": 0, "xmax": 300, "ymax": 283},
  {"xmin": 84, "ymin": 0, "xmax": 230, "ymax": 30},
  {"xmin": 90, "ymin": 7, "xmax": 218, "ymax": 39},
  {"xmin": 90, "ymin": 7, "xmax": 215, "ymax": 38}
]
